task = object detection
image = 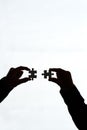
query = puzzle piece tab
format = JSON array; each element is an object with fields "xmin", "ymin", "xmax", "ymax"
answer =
[
  {"xmin": 29, "ymin": 68, "xmax": 37, "ymax": 80},
  {"xmin": 42, "ymin": 70, "xmax": 54, "ymax": 79}
]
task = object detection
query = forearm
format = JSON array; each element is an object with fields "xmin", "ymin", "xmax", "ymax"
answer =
[
  {"xmin": 0, "ymin": 77, "xmax": 13, "ymax": 103},
  {"xmin": 60, "ymin": 85, "xmax": 87, "ymax": 130},
  {"xmin": 60, "ymin": 85, "xmax": 84, "ymax": 108}
]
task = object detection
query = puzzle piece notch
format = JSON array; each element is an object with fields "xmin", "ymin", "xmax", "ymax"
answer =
[
  {"xmin": 42, "ymin": 70, "xmax": 54, "ymax": 79},
  {"xmin": 29, "ymin": 68, "xmax": 37, "ymax": 80}
]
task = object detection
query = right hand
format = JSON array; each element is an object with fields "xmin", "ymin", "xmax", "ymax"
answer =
[{"xmin": 49, "ymin": 68, "xmax": 74, "ymax": 89}]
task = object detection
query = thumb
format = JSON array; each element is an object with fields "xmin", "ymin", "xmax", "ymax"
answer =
[
  {"xmin": 49, "ymin": 77, "xmax": 58, "ymax": 84},
  {"xmin": 17, "ymin": 78, "xmax": 31, "ymax": 85}
]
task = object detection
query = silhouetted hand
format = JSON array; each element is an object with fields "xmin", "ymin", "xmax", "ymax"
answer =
[
  {"xmin": 0, "ymin": 66, "xmax": 30, "ymax": 102},
  {"xmin": 4, "ymin": 66, "xmax": 30, "ymax": 88},
  {"xmin": 49, "ymin": 68, "xmax": 74, "ymax": 89}
]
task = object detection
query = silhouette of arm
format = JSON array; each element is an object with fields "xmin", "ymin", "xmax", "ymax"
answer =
[
  {"xmin": 0, "ymin": 66, "xmax": 30, "ymax": 103},
  {"xmin": 49, "ymin": 68, "xmax": 87, "ymax": 130}
]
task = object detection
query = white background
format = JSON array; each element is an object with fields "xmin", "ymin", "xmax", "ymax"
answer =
[{"xmin": 0, "ymin": 0, "xmax": 87, "ymax": 129}]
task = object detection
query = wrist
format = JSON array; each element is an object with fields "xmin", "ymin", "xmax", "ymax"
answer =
[
  {"xmin": 60, "ymin": 83, "xmax": 75, "ymax": 91},
  {"xmin": 0, "ymin": 77, "xmax": 14, "ymax": 91}
]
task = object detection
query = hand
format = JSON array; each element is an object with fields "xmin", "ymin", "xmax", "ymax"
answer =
[
  {"xmin": 4, "ymin": 66, "xmax": 31, "ymax": 89},
  {"xmin": 49, "ymin": 68, "xmax": 74, "ymax": 89}
]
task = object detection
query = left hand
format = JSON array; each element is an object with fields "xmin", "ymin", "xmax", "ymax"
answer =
[{"xmin": 5, "ymin": 66, "xmax": 31, "ymax": 88}]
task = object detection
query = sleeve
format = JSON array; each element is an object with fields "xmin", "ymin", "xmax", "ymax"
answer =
[
  {"xmin": 60, "ymin": 85, "xmax": 87, "ymax": 130},
  {"xmin": 0, "ymin": 77, "xmax": 13, "ymax": 103}
]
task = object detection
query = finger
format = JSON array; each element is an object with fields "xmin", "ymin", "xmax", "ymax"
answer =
[
  {"xmin": 17, "ymin": 77, "xmax": 31, "ymax": 85},
  {"xmin": 8, "ymin": 67, "xmax": 15, "ymax": 73},
  {"xmin": 49, "ymin": 68, "xmax": 63, "ymax": 72},
  {"xmin": 49, "ymin": 77, "xmax": 58, "ymax": 84},
  {"xmin": 9, "ymin": 67, "xmax": 15, "ymax": 71},
  {"xmin": 16, "ymin": 70, "xmax": 23, "ymax": 78},
  {"xmin": 7, "ymin": 67, "xmax": 15, "ymax": 77},
  {"xmin": 49, "ymin": 68, "xmax": 58, "ymax": 72},
  {"xmin": 49, "ymin": 68, "xmax": 67, "ymax": 75},
  {"xmin": 15, "ymin": 66, "xmax": 30, "ymax": 71}
]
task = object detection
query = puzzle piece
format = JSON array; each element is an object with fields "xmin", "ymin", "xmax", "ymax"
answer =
[
  {"xmin": 42, "ymin": 70, "xmax": 54, "ymax": 79},
  {"xmin": 29, "ymin": 68, "xmax": 37, "ymax": 80}
]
